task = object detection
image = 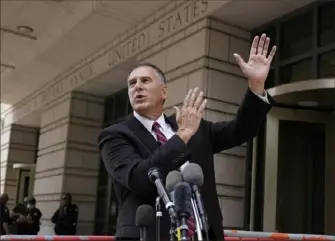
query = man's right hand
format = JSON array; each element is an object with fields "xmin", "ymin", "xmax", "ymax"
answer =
[{"xmin": 173, "ymin": 88, "xmax": 207, "ymax": 143}]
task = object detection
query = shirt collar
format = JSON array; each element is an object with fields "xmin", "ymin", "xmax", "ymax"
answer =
[{"xmin": 133, "ymin": 111, "xmax": 167, "ymax": 132}]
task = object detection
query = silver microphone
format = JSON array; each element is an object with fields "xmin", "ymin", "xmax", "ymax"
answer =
[
  {"xmin": 166, "ymin": 170, "xmax": 183, "ymax": 240},
  {"xmin": 181, "ymin": 163, "xmax": 209, "ymax": 241},
  {"xmin": 191, "ymin": 194, "xmax": 204, "ymax": 240}
]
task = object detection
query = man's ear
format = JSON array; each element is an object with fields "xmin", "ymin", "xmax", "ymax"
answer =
[{"xmin": 161, "ymin": 84, "xmax": 168, "ymax": 101}]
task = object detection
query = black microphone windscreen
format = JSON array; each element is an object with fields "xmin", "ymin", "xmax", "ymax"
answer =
[
  {"xmin": 182, "ymin": 163, "xmax": 204, "ymax": 186},
  {"xmin": 148, "ymin": 167, "xmax": 160, "ymax": 183},
  {"xmin": 166, "ymin": 170, "xmax": 183, "ymax": 193},
  {"xmin": 135, "ymin": 204, "xmax": 155, "ymax": 227},
  {"xmin": 174, "ymin": 182, "xmax": 192, "ymax": 215}
]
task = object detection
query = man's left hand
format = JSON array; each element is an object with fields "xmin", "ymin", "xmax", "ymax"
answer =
[{"xmin": 234, "ymin": 33, "xmax": 276, "ymax": 95}]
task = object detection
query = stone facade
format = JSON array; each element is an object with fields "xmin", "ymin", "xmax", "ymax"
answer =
[
  {"xmin": 1, "ymin": 124, "xmax": 38, "ymax": 206},
  {"xmin": 34, "ymin": 92, "xmax": 104, "ymax": 234}
]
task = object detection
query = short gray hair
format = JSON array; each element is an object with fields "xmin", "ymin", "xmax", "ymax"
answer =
[{"xmin": 129, "ymin": 62, "xmax": 166, "ymax": 84}]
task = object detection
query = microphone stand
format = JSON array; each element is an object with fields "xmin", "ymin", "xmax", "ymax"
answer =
[
  {"xmin": 169, "ymin": 213, "xmax": 178, "ymax": 241},
  {"xmin": 156, "ymin": 197, "xmax": 162, "ymax": 241},
  {"xmin": 170, "ymin": 221, "xmax": 177, "ymax": 241},
  {"xmin": 192, "ymin": 189, "xmax": 210, "ymax": 241},
  {"xmin": 191, "ymin": 197, "xmax": 203, "ymax": 241}
]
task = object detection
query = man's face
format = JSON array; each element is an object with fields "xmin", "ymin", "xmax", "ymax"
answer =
[
  {"xmin": 27, "ymin": 203, "xmax": 35, "ymax": 209},
  {"xmin": 127, "ymin": 66, "xmax": 168, "ymax": 116}
]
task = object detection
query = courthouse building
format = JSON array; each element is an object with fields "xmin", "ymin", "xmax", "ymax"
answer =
[{"xmin": 1, "ymin": 0, "xmax": 334, "ymax": 236}]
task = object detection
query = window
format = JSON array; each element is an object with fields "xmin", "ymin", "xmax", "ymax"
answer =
[
  {"xmin": 279, "ymin": 58, "xmax": 313, "ymax": 84},
  {"xmin": 128, "ymin": 101, "xmax": 133, "ymax": 114},
  {"xmin": 103, "ymin": 88, "xmax": 131, "ymax": 127},
  {"xmin": 319, "ymin": 51, "xmax": 335, "ymax": 78},
  {"xmin": 114, "ymin": 89, "xmax": 129, "ymax": 120},
  {"xmin": 279, "ymin": 11, "xmax": 313, "ymax": 60},
  {"xmin": 265, "ymin": 69, "xmax": 275, "ymax": 89},
  {"xmin": 103, "ymin": 97, "xmax": 115, "ymax": 124},
  {"xmin": 254, "ymin": 2, "xmax": 335, "ymax": 88},
  {"xmin": 318, "ymin": 2, "xmax": 335, "ymax": 47},
  {"xmin": 95, "ymin": 88, "xmax": 131, "ymax": 235},
  {"xmin": 98, "ymin": 161, "xmax": 108, "ymax": 187}
]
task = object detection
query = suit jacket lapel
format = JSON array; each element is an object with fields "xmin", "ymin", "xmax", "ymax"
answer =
[
  {"xmin": 125, "ymin": 115, "xmax": 159, "ymax": 152},
  {"xmin": 166, "ymin": 114, "xmax": 178, "ymax": 132}
]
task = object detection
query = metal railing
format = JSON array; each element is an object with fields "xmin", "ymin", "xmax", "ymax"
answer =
[{"xmin": 1, "ymin": 230, "xmax": 335, "ymax": 240}]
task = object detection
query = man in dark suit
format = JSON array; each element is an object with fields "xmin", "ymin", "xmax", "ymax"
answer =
[{"xmin": 97, "ymin": 34, "xmax": 276, "ymax": 240}]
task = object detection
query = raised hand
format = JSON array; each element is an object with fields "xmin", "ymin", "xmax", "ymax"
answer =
[
  {"xmin": 233, "ymin": 33, "xmax": 277, "ymax": 94},
  {"xmin": 173, "ymin": 88, "xmax": 207, "ymax": 143}
]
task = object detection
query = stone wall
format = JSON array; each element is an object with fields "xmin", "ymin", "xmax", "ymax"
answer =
[
  {"xmin": 34, "ymin": 91, "xmax": 104, "ymax": 234},
  {"xmin": 0, "ymin": 124, "xmax": 38, "ymax": 207}
]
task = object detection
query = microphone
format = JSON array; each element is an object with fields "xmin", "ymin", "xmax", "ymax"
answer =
[
  {"xmin": 136, "ymin": 204, "xmax": 155, "ymax": 241},
  {"xmin": 166, "ymin": 170, "xmax": 183, "ymax": 202},
  {"xmin": 156, "ymin": 196, "xmax": 161, "ymax": 241},
  {"xmin": 174, "ymin": 181, "xmax": 193, "ymax": 241},
  {"xmin": 148, "ymin": 168, "xmax": 178, "ymax": 224},
  {"xmin": 181, "ymin": 163, "xmax": 209, "ymax": 241},
  {"xmin": 165, "ymin": 170, "xmax": 183, "ymax": 241}
]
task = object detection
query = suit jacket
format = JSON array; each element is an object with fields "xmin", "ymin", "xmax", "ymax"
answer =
[{"xmin": 97, "ymin": 89, "xmax": 273, "ymax": 240}]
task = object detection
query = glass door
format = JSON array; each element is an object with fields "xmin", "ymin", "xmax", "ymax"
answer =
[
  {"xmin": 16, "ymin": 169, "xmax": 31, "ymax": 203},
  {"xmin": 276, "ymin": 120, "xmax": 325, "ymax": 234}
]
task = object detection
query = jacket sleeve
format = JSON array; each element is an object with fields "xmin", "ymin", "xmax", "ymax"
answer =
[
  {"xmin": 51, "ymin": 209, "xmax": 59, "ymax": 223},
  {"xmin": 31, "ymin": 209, "xmax": 42, "ymax": 223},
  {"xmin": 97, "ymin": 127, "xmax": 191, "ymax": 196},
  {"xmin": 72, "ymin": 205, "xmax": 78, "ymax": 224},
  {"xmin": 206, "ymin": 89, "xmax": 274, "ymax": 154}
]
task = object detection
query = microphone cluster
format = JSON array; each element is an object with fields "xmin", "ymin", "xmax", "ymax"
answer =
[{"xmin": 136, "ymin": 163, "xmax": 209, "ymax": 241}]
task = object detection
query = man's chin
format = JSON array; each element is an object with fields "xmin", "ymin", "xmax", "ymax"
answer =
[{"xmin": 133, "ymin": 103, "xmax": 150, "ymax": 113}]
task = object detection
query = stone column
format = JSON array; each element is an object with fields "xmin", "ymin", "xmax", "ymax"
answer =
[
  {"xmin": 204, "ymin": 18, "xmax": 251, "ymax": 229},
  {"xmin": 0, "ymin": 124, "xmax": 39, "ymax": 207},
  {"xmin": 34, "ymin": 91, "xmax": 104, "ymax": 235},
  {"xmin": 140, "ymin": 16, "xmax": 251, "ymax": 229}
]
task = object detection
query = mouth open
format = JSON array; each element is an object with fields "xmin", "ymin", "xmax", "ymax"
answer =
[{"xmin": 135, "ymin": 94, "xmax": 146, "ymax": 101}]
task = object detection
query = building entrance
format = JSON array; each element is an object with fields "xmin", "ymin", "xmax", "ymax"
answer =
[
  {"xmin": 276, "ymin": 120, "xmax": 325, "ymax": 234},
  {"xmin": 259, "ymin": 105, "xmax": 334, "ymax": 234},
  {"xmin": 13, "ymin": 163, "xmax": 36, "ymax": 204}
]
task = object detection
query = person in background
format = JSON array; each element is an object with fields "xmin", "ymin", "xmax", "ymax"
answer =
[
  {"xmin": 51, "ymin": 193, "xmax": 78, "ymax": 235},
  {"xmin": 24, "ymin": 197, "xmax": 42, "ymax": 235},
  {"xmin": 0, "ymin": 193, "xmax": 11, "ymax": 235},
  {"xmin": 11, "ymin": 196, "xmax": 29, "ymax": 234},
  {"xmin": 11, "ymin": 196, "xmax": 42, "ymax": 235}
]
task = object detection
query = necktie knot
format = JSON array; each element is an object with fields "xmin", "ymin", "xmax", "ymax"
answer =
[
  {"xmin": 152, "ymin": 122, "xmax": 167, "ymax": 144},
  {"xmin": 152, "ymin": 121, "xmax": 160, "ymax": 130}
]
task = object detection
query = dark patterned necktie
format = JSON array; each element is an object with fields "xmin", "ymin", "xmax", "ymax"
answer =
[
  {"xmin": 152, "ymin": 121, "xmax": 168, "ymax": 145},
  {"xmin": 152, "ymin": 121, "xmax": 197, "ymax": 238}
]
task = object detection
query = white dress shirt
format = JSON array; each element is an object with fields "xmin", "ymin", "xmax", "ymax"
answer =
[
  {"xmin": 133, "ymin": 90, "xmax": 269, "ymax": 170},
  {"xmin": 133, "ymin": 111, "xmax": 191, "ymax": 170},
  {"xmin": 133, "ymin": 111, "xmax": 175, "ymax": 140}
]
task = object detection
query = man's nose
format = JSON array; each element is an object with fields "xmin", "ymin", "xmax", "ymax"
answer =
[{"xmin": 134, "ymin": 80, "xmax": 143, "ymax": 90}]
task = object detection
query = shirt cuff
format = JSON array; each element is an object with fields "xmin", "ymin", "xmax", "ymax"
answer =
[{"xmin": 251, "ymin": 89, "xmax": 270, "ymax": 104}]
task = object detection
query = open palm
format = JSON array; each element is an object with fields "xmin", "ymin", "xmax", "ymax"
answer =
[{"xmin": 234, "ymin": 34, "xmax": 276, "ymax": 93}]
